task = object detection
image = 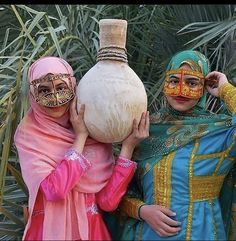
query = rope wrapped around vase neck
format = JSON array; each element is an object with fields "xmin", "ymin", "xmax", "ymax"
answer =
[{"xmin": 96, "ymin": 45, "xmax": 128, "ymax": 63}]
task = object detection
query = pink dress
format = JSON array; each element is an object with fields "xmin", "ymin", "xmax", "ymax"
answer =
[{"xmin": 24, "ymin": 149, "xmax": 136, "ymax": 240}]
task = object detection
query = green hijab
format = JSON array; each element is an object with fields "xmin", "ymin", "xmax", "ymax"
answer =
[{"xmin": 136, "ymin": 50, "xmax": 233, "ymax": 163}]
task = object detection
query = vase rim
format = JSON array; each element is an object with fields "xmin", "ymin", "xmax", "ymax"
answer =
[{"xmin": 99, "ymin": 19, "xmax": 127, "ymax": 26}]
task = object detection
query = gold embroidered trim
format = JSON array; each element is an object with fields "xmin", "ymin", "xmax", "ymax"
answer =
[
  {"xmin": 166, "ymin": 69, "xmax": 204, "ymax": 79},
  {"xmin": 30, "ymin": 73, "xmax": 71, "ymax": 85},
  {"xmin": 214, "ymin": 142, "xmax": 235, "ymax": 174},
  {"xmin": 219, "ymin": 82, "xmax": 236, "ymax": 114},
  {"xmin": 194, "ymin": 142, "xmax": 235, "ymax": 165},
  {"xmin": 137, "ymin": 221, "xmax": 144, "ymax": 241},
  {"xmin": 209, "ymin": 201, "xmax": 218, "ymax": 240},
  {"xmin": 120, "ymin": 197, "xmax": 145, "ymax": 220},
  {"xmin": 194, "ymin": 152, "xmax": 222, "ymax": 160},
  {"xmin": 191, "ymin": 175, "xmax": 225, "ymax": 201},
  {"xmin": 153, "ymin": 152, "xmax": 175, "ymax": 208},
  {"xmin": 186, "ymin": 140, "xmax": 199, "ymax": 240}
]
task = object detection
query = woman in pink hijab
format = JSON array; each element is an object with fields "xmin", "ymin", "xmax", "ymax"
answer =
[{"xmin": 14, "ymin": 56, "xmax": 149, "ymax": 240}]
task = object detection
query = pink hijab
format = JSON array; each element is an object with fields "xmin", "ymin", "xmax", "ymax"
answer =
[{"xmin": 14, "ymin": 56, "xmax": 114, "ymax": 240}]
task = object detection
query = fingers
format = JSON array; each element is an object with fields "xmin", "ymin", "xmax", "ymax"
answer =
[
  {"xmin": 141, "ymin": 204, "xmax": 181, "ymax": 237},
  {"xmin": 152, "ymin": 215, "xmax": 181, "ymax": 237},
  {"xmin": 158, "ymin": 206, "xmax": 181, "ymax": 227},
  {"xmin": 161, "ymin": 214, "xmax": 181, "ymax": 227},
  {"xmin": 70, "ymin": 97, "xmax": 85, "ymax": 120},
  {"xmin": 138, "ymin": 111, "xmax": 146, "ymax": 130},
  {"xmin": 205, "ymin": 85, "xmax": 217, "ymax": 94},
  {"xmin": 205, "ymin": 71, "xmax": 228, "ymax": 86},
  {"xmin": 156, "ymin": 222, "xmax": 181, "ymax": 236},
  {"xmin": 70, "ymin": 97, "xmax": 77, "ymax": 119},
  {"xmin": 205, "ymin": 72, "xmax": 219, "ymax": 88},
  {"xmin": 137, "ymin": 111, "xmax": 150, "ymax": 135},
  {"xmin": 132, "ymin": 118, "xmax": 139, "ymax": 133},
  {"xmin": 205, "ymin": 79, "xmax": 218, "ymax": 89},
  {"xmin": 78, "ymin": 104, "xmax": 85, "ymax": 117},
  {"xmin": 155, "ymin": 213, "xmax": 181, "ymax": 237},
  {"xmin": 204, "ymin": 71, "xmax": 228, "ymax": 97},
  {"xmin": 162, "ymin": 223, "xmax": 181, "ymax": 233},
  {"xmin": 205, "ymin": 71, "xmax": 224, "ymax": 80},
  {"xmin": 159, "ymin": 206, "xmax": 176, "ymax": 217},
  {"xmin": 146, "ymin": 111, "xmax": 150, "ymax": 133}
]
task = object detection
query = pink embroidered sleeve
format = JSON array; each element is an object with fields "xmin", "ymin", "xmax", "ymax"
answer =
[
  {"xmin": 96, "ymin": 156, "xmax": 136, "ymax": 212},
  {"xmin": 40, "ymin": 148, "xmax": 91, "ymax": 201}
]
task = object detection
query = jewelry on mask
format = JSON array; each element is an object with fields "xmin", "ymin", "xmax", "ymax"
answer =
[
  {"xmin": 163, "ymin": 69, "xmax": 204, "ymax": 99},
  {"xmin": 30, "ymin": 73, "xmax": 75, "ymax": 107}
]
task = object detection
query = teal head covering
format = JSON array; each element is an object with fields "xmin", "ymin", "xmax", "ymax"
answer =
[
  {"xmin": 166, "ymin": 49, "xmax": 210, "ymax": 108},
  {"xmin": 167, "ymin": 49, "xmax": 210, "ymax": 75},
  {"xmin": 135, "ymin": 49, "xmax": 233, "ymax": 167}
]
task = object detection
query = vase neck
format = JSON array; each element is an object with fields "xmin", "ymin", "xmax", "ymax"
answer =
[{"xmin": 96, "ymin": 45, "xmax": 128, "ymax": 63}]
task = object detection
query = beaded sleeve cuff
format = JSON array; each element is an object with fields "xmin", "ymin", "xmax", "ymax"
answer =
[
  {"xmin": 64, "ymin": 148, "xmax": 91, "ymax": 171},
  {"xmin": 219, "ymin": 82, "xmax": 236, "ymax": 114},
  {"xmin": 116, "ymin": 156, "xmax": 136, "ymax": 168}
]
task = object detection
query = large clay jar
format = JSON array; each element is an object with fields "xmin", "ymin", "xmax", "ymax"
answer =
[{"xmin": 76, "ymin": 19, "xmax": 147, "ymax": 143}]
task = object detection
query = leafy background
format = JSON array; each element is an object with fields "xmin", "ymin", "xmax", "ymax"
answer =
[{"xmin": 0, "ymin": 4, "xmax": 235, "ymax": 240}]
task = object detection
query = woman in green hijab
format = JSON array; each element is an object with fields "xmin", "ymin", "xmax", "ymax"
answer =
[{"xmin": 118, "ymin": 49, "xmax": 236, "ymax": 240}]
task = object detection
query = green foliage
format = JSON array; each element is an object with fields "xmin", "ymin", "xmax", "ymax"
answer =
[{"xmin": 0, "ymin": 4, "xmax": 235, "ymax": 239}]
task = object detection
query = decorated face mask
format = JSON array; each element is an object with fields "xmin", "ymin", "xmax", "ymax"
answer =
[
  {"xmin": 163, "ymin": 68, "xmax": 205, "ymax": 99},
  {"xmin": 30, "ymin": 73, "xmax": 75, "ymax": 107}
]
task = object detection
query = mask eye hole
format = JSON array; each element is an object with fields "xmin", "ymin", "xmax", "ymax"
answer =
[
  {"xmin": 38, "ymin": 86, "xmax": 51, "ymax": 95},
  {"xmin": 56, "ymin": 83, "xmax": 68, "ymax": 91},
  {"xmin": 184, "ymin": 76, "xmax": 201, "ymax": 89},
  {"xmin": 168, "ymin": 75, "xmax": 180, "ymax": 87}
]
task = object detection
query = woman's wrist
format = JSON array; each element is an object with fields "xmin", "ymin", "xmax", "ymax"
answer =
[
  {"xmin": 76, "ymin": 132, "xmax": 89, "ymax": 140},
  {"xmin": 120, "ymin": 144, "xmax": 135, "ymax": 160},
  {"xmin": 72, "ymin": 134, "xmax": 88, "ymax": 153},
  {"xmin": 138, "ymin": 204, "xmax": 147, "ymax": 221}
]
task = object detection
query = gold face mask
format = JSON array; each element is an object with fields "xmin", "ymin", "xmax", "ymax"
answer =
[
  {"xmin": 163, "ymin": 69, "xmax": 205, "ymax": 99},
  {"xmin": 30, "ymin": 73, "xmax": 75, "ymax": 107}
]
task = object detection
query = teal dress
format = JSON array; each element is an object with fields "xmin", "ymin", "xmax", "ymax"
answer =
[
  {"xmin": 132, "ymin": 118, "xmax": 236, "ymax": 240},
  {"xmin": 116, "ymin": 50, "xmax": 236, "ymax": 241}
]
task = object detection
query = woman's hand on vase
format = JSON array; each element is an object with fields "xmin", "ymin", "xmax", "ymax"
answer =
[
  {"xmin": 70, "ymin": 97, "xmax": 89, "ymax": 153},
  {"xmin": 120, "ymin": 111, "xmax": 149, "ymax": 159}
]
